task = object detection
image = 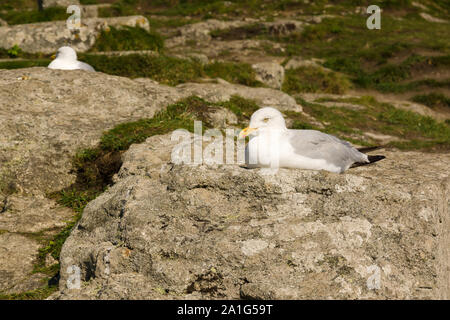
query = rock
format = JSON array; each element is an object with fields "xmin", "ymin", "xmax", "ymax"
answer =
[
  {"xmin": 168, "ymin": 19, "xmax": 303, "ymax": 48},
  {"xmin": 0, "ymin": 194, "xmax": 74, "ymax": 234},
  {"xmin": 0, "ymin": 16, "xmax": 150, "ymax": 54},
  {"xmin": 52, "ymin": 133, "xmax": 450, "ymax": 299},
  {"xmin": 252, "ymin": 62, "xmax": 285, "ymax": 89},
  {"xmin": 0, "ymin": 18, "xmax": 7, "ymax": 27},
  {"xmin": 186, "ymin": 53, "xmax": 209, "ymax": 65},
  {"xmin": 0, "ymin": 67, "xmax": 300, "ymax": 292},
  {"xmin": 42, "ymin": 0, "xmax": 80, "ymax": 9}
]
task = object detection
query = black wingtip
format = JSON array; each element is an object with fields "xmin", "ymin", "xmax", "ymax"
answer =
[{"xmin": 368, "ymin": 155, "xmax": 386, "ymax": 163}]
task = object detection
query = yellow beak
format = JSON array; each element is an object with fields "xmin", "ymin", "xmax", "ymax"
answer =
[
  {"xmin": 51, "ymin": 54, "xmax": 56, "ymax": 59},
  {"xmin": 238, "ymin": 127, "xmax": 258, "ymax": 139}
]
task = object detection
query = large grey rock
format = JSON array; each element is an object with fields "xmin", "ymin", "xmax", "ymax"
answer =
[
  {"xmin": 0, "ymin": 233, "xmax": 44, "ymax": 294},
  {"xmin": 0, "ymin": 16, "xmax": 150, "ymax": 54},
  {"xmin": 52, "ymin": 133, "xmax": 450, "ymax": 299}
]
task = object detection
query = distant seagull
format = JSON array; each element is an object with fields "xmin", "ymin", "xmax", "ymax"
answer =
[
  {"xmin": 239, "ymin": 107, "xmax": 384, "ymax": 173},
  {"xmin": 48, "ymin": 46, "xmax": 95, "ymax": 72}
]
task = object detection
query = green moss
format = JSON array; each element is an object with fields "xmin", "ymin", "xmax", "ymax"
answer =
[
  {"xmin": 412, "ymin": 93, "xmax": 450, "ymax": 110},
  {"xmin": 148, "ymin": 16, "xmax": 199, "ymax": 29},
  {"xmin": 204, "ymin": 61, "xmax": 264, "ymax": 87},
  {"xmin": 298, "ymin": 96, "xmax": 450, "ymax": 151},
  {"xmin": 216, "ymin": 95, "xmax": 260, "ymax": 124},
  {"xmin": 282, "ymin": 66, "xmax": 352, "ymax": 95},
  {"xmin": 89, "ymin": 26, "xmax": 164, "ymax": 53},
  {"xmin": 82, "ymin": 53, "xmax": 204, "ymax": 85},
  {"xmin": 0, "ymin": 7, "xmax": 68, "ymax": 25},
  {"xmin": 0, "ymin": 59, "xmax": 50, "ymax": 69}
]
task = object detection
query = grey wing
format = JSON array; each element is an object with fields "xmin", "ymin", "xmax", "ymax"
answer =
[
  {"xmin": 78, "ymin": 61, "xmax": 95, "ymax": 72},
  {"xmin": 288, "ymin": 129, "xmax": 368, "ymax": 167}
]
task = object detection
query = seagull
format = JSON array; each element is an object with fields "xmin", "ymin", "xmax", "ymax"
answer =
[
  {"xmin": 238, "ymin": 107, "xmax": 384, "ymax": 173},
  {"xmin": 48, "ymin": 46, "xmax": 95, "ymax": 72}
]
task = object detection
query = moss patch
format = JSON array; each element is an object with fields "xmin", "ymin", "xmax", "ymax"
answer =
[
  {"xmin": 204, "ymin": 61, "xmax": 264, "ymax": 87},
  {"xmin": 89, "ymin": 26, "xmax": 164, "ymax": 53},
  {"xmin": 0, "ymin": 59, "xmax": 50, "ymax": 69},
  {"xmin": 282, "ymin": 66, "xmax": 352, "ymax": 95}
]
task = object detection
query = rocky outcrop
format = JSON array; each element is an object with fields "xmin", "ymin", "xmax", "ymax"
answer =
[
  {"xmin": 51, "ymin": 133, "xmax": 450, "ymax": 299},
  {"xmin": 0, "ymin": 16, "xmax": 150, "ymax": 54},
  {"xmin": 175, "ymin": 81, "xmax": 301, "ymax": 112},
  {"xmin": 0, "ymin": 67, "xmax": 301, "ymax": 293}
]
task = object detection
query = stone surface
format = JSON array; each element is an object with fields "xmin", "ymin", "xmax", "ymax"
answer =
[
  {"xmin": 420, "ymin": 13, "xmax": 448, "ymax": 23},
  {"xmin": 252, "ymin": 62, "xmax": 285, "ymax": 89},
  {"xmin": 0, "ymin": 18, "xmax": 7, "ymax": 27},
  {"xmin": 0, "ymin": 16, "xmax": 150, "ymax": 54},
  {"xmin": 167, "ymin": 19, "xmax": 304, "ymax": 48},
  {"xmin": 285, "ymin": 57, "xmax": 328, "ymax": 70},
  {"xmin": 0, "ymin": 67, "xmax": 181, "ymax": 293},
  {"xmin": 0, "ymin": 67, "xmax": 301, "ymax": 293},
  {"xmin": 175, "ymin": 82, "xmax": 302, "ymax": 112},
  {"xmin": 42, "ymin": 0, "xmax": 80, "ymax": 9},
  {"xmin": 51, "ymin": 133, "xmax": 449, "ymax": 299},
  {"xmin": 81, "ymin": 4, "xmax": 112, "ymax": 19}
]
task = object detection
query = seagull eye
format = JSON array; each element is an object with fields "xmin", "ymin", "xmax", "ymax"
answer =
[{"xmin": 263, "ymin": 117, "xmax": 270, "ymax": 123}]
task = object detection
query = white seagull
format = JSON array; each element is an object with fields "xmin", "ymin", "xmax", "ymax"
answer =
[
  {"xmin": 48, "ymin": 46, "xmax": 95, "ymax": 72},
  {"xmin": 239, "ymin": 107, "xmax": 384, "ymax": 173}
]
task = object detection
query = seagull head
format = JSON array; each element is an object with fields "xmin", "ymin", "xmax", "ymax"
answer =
[
  {"xmin": 52, "ymin": 46, "xmax": 77, "ymax": 61},
  {"xmin": 239, "ymin": 107, "xmax": 286, "ymax": 139}
]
